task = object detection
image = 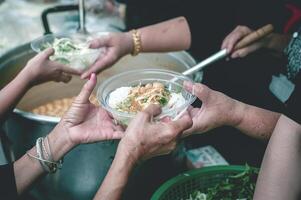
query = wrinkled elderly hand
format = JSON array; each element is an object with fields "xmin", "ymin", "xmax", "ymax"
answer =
[
  {"xmin": 23, "ymin": 48, "xmax": 81, "ymax": 86},
  {"xmin": 118, "ymin": 104, "xmax": 192, "ymax": 162},
  {"xmin": 221, "ymin": 25, "xmax": 267, "ymax": 58},
  {"xmin": 183, "ymin": 82, "xmax": 243, "ymax": 137},
  {"xmin": 59, "ymin": 73, "xmax": 124, "ymax": 145},
  {"xmin": 81, "ymin": 32, "xmax": 133, "ymax": 79}
]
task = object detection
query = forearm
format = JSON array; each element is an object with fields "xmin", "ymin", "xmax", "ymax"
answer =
[
  {"xmin": 254, "ymin": 115, "xmax": 301, "ymax": 200},
  {"xmin": 233, "ymin": 100, "xmax": 281, "ymax": 140},
  {"xmin": 94, "ymin": 144, "xmax": 136, "ymax": 200},
  {"xmin": 136, "ymin": 16, "xmax": 191, "ymax": 53},
  {"xmin": 0, "ymin": 69, "xmax": 32, "ymax": 120},
  {"xmin": 13, "ymin": 146, "xmax": 45, "ymax": 194},
  {"xmin": 13, "ymin": 124, "xmax": 74, "ymax": 194}
]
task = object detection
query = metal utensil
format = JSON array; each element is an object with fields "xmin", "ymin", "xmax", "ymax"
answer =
[
  {"xmin": 182, "ymin": 49, "xmax": 227, "ymax": 76},
  {"xmin": 78, "ymin": 0, "xmax": 87, "ymax": 34}
]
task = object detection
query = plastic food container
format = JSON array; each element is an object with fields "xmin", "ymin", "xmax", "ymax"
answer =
[
  {"xmin": 30, "ymin": 34, "xmax": 103, "ymax": 71},
  {"xmin": 97, "ymin": 69, "xmax": 196, "ymax": 125},
  {"xmin": 31, "ymin": 34, "xmax": 56, "ymax": 52}
]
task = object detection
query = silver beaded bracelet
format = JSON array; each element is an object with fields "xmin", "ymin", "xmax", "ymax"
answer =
[{"xmin": 26, "ymin": 137, "xmax": 63, "ymax": 173}]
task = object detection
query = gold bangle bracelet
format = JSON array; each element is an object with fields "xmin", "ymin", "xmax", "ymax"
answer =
[{"xmin": 131, "ymin": 29, "xmax": 142, "ymax": 56}]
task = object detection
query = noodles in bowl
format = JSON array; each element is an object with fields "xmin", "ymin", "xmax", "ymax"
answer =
[{"xmin": 97, "ymin": 69, "xmax": 196, "ymax": 125}]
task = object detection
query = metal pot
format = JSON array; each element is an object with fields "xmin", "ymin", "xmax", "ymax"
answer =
[{"xmin": 0, "ymin": 40, "xmax": 196, "ymax": 199}]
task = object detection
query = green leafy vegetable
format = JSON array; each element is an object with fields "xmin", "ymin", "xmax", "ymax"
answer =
[
  {"xmin": 185, "ymin": 164, "xmax": 259, "ymax": 200},
  {"xmin": 43, "ymin": 37, "xmax": 101, "ymax": 71},
  {"xmin": 158, "ymin": 97, "xmax": 168, "ymax": 106}
]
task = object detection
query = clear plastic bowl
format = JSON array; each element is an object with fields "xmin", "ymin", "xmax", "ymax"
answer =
[
  {"xmin": 31, "ymin": 34, "xmax": 56, "ymax": 53},
  {"xmin": 97, "ymin": 69, "xmax": 196, "ymax": 125},
  {"xmin": 31, "ymin": 34, "xmax": 104, "ymax": 71},
  {"xmin": 31, "ymin": 34, "xmax": 90, "ymax": 52}
]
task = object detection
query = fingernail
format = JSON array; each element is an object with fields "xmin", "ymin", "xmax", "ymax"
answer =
[
  {"xmin": 184, "ymin": 81, "xmax": 194, "ymax": 93},
  {"xmin": 89, "ymin": 73, "xmax": 96, "ymax": 80}
]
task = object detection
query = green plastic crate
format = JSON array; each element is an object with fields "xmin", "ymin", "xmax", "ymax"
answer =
[{"xmin": 151, "ymin": 165, "xmax": 253, "ymax": 200}]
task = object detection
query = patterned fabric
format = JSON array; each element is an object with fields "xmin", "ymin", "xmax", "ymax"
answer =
[{"xmin": 285, "ymin": 28, "xmax": 301, "ymax": 80}]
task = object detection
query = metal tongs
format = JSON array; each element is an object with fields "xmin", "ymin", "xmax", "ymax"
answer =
[{"xmin": 182, "ymin": 24, "xmax": 274, "ymax": 76}]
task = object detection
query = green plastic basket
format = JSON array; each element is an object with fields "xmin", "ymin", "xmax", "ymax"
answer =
[{"xmin": 151, "ymin": 165, "xmax": 254, "ymax": 200}]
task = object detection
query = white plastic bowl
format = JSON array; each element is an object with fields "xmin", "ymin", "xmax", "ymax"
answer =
[{"xmin": 97, "ymin": 69, "xmax": 196, "ymax": 125}]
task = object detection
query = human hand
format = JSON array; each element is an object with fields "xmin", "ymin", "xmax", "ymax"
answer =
[
  {"xmin": 221, "ymin": 25, "xmax": 267, "ymax": 59},
  {"xmin": 23, "ymin": 48, "xmax": 81, "ymax": 86},
  {"xmin": 118, "ymin": 104, "xmax": 192, "ymax": 162},
  {"xmin": 81, "ymin": 32, "xmax": 133, "ymax": 79},
  {"xmin": 182, "ymin": 82, "xmax": 243, "ymax": 137},
  {"xmin": 58, "ymin": 73, "xmax": 124, "ymax": 145}
]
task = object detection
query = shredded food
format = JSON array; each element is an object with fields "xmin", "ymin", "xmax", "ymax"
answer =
[
  {"xmin": 43, "ymin": 37, "xmax": 102, "ymax": 70},
  {"xmin": 116, "ymin": 82, "xmax": 171, "ymax": 113}
]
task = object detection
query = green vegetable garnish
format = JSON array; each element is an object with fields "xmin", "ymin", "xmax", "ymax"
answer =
[
  {"xmin": 116, "ymin": 97, "xmax": 133, "ymax": 112},
  {"xmin": 158, "ymin": 97, "xmax": 168, "ymax": 106},
  {"xmin": 185, "ymin": 164, "xmax": 259, "ymax": 200}
]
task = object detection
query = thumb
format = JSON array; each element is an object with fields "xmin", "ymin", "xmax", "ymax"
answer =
[
  {"xmin": 38, "ymin": 47, "xmax": 54, "ymax": 60},
  {"xmin": 169, "ymin": 111, "xmax": 193, "ymax": 133},
  {"xmin": 143, "ymin": 104, "xmax": 162, "ymax": 118},
  {"xmin": 184, "ymin": 81, "xmax": 210, "ymax": 103},
  {"xmin": 75, "ymin": 73, "xmax": 97, "ymax": 103},
  {"xmin": 89, "ymin": 36, "xmax": 110, "ymax": 49},
  {"xmin": 135, "ymin": 104, "xmax": 162, "ymax": 123}
]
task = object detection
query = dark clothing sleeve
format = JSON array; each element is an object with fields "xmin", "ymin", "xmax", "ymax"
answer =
[
  {"xmin": 119, "ymin": 0, "xmax": 287, "ymax": 60},
  {"xmin": 235, "ymin": 0, "xmax": 288, "ymax": 32},
  {"xmin": 0, "ymin": 164, "xmax": 18, "ymax": 200},
  {"xmin": 185, "ymin": 0, "xmax": 287, "ymax": 59},
  {"xmin": 184, "ymin": 1, "xmax": 236, "ymax": 59}
]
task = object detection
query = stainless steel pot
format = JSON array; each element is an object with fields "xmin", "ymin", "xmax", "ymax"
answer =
[{"xmin": 0, "ymin": 42, "xmax": 196, "ymax": 199}]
